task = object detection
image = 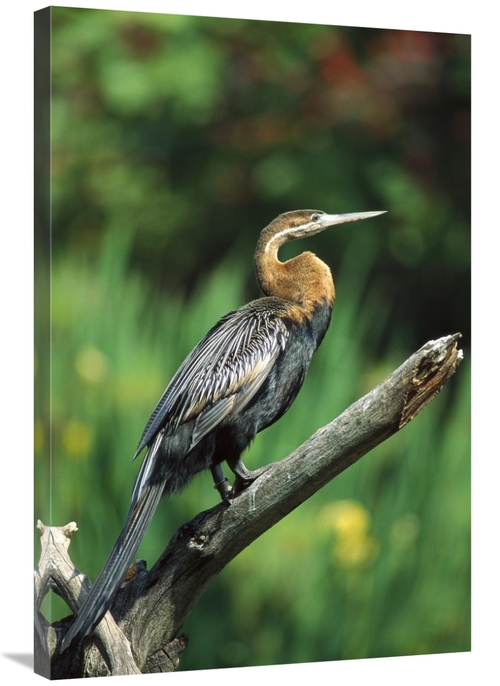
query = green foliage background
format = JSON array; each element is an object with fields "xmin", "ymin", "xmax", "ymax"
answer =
[{"xmin": 35, "ymin": 8, "xmax": 470, "ymax": 670}]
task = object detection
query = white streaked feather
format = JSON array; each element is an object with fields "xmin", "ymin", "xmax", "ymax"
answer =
[
  {"xmin": 135, "ymin": 302, "xmax": 290, "ymax": 457},
  {"xmin": 129, "ymin": 429, "xmax": 164, "ymax": 511}
]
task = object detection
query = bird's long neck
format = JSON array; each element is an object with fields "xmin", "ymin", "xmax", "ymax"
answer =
[{"xmin": 254, "ymin": 229, "xmax": 335, "ymax": 315}]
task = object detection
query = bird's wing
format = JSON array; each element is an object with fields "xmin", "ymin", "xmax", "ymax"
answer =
[{"xmin": 135, "ymin": 302, "xmax": 290, "ymax": 457}]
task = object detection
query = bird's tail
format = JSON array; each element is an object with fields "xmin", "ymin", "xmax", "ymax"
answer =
[{"xmin": 61, "ymin": 478, "xmax": 165, "ymax": 652}]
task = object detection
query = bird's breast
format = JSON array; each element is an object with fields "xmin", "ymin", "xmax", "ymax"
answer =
[{"xmin": 242, "ymin": 297, "xmax": 333, "ymax": 432}]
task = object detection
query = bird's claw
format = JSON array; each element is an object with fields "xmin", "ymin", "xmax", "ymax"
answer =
[
  {"xmin": 213, "ymin": 475, "xmax": 232, "ymax": 504},
  {"xmin": 232, "ymin": 464, "xmax": 271, "ymax": 497},
  {"xmin": 213, "ymin": 462, "xmax": 272, "ymax": 503}
]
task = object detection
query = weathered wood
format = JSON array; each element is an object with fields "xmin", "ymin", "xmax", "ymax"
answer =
[
  {"xmin": 36, "ymin": 334, "xmax": 463, "ymax": 678},
  {"xmin": 34, "ymin": 521, "xmax": 141, "ymax": 677}
]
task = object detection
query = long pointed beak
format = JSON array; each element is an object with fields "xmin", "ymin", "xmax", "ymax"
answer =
[{"xmin": 319, "ymin": 210, "xmax": 386, "ymax": 229}]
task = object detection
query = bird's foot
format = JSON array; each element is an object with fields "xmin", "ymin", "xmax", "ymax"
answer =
[
  {"xmin": 211, "ymin": 465, "xmax": 233, "ymax": 505},
  {"xmin": 214, "ymin": 459, "xmax": 272, "ymax": 501},
  {"xmin": 231, "ymin": 464, "xmax": 271, "ymax": 497},
  {"xmin": 214, "ymin": 476, "xmax": 233, "ymax": 504}
]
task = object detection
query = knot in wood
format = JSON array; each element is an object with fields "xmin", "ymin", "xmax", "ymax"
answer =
[{"xmin": 187, "ymin": 532, "xmax": 209, "ymax": 550}]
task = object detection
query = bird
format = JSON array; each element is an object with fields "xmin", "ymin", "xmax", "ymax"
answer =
[{"xmin": 61, "ymin": 208, "xmax": 385, "ymax": 652}]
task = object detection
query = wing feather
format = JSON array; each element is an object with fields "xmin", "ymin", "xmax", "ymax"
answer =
[{"xmin": 135, "ymin": 302, "xmax": 289, "ymax": 457}]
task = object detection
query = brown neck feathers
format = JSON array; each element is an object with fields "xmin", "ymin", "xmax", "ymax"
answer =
[{"xmin": 254, "ymin": 228, "xmax": 335, "ymax": 314}]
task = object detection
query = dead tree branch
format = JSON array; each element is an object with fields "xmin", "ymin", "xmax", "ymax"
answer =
[{"xmin": 35, "ymin": 334, "xmax": 463, "ymax": 678}]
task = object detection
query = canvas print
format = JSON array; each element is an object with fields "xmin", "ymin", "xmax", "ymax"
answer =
[{"xmin": 34, "ymin": 7, "xmax": 471, "ymax": 679}]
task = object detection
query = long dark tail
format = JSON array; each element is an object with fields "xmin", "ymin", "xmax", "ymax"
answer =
[{"xmin": 61, "ymin": 478, "xmax": 165, "ymax": 652}]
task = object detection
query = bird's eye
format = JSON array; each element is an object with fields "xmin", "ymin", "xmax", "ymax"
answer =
[{"xmin": 311, "ymin": 213, "xmax": 321, "ymax": 222}]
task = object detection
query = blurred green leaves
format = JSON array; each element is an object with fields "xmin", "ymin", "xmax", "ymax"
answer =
[{"xmin": 46, "ymin": 8, "xmax": 470, "ymax": 346}]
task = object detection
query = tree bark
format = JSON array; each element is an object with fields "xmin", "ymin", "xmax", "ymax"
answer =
[{"xmin": 35, "ymin": 333, "xmax": 463, "ymax": 678}]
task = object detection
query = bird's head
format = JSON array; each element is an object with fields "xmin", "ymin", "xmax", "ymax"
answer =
[{"xmin": 261, "ymin": 209, "xmax": 387, "ymax": 252}]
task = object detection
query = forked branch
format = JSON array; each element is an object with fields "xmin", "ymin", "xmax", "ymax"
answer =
[{"xmin": 35, "ymin": 334, "xmax": 463, "ymax": 678}]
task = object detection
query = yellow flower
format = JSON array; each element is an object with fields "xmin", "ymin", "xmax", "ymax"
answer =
[
  {"xmin": 319, "ymin": 499, "xmax": 371, "ymax": 537},
  {"xmin": 62, "ymin": 420, "xmax": 93, "ymax": 458},
  {"xmin": 332, "ymin": 535, "xmax": 380, "ymax": 568},
  {"xmin": 75, "ymin": 346, "xmax": 109, "ymax": 384},
  {"xmin": 319, "ymin": 500, "xmax": 379, "ymax": 569}
]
